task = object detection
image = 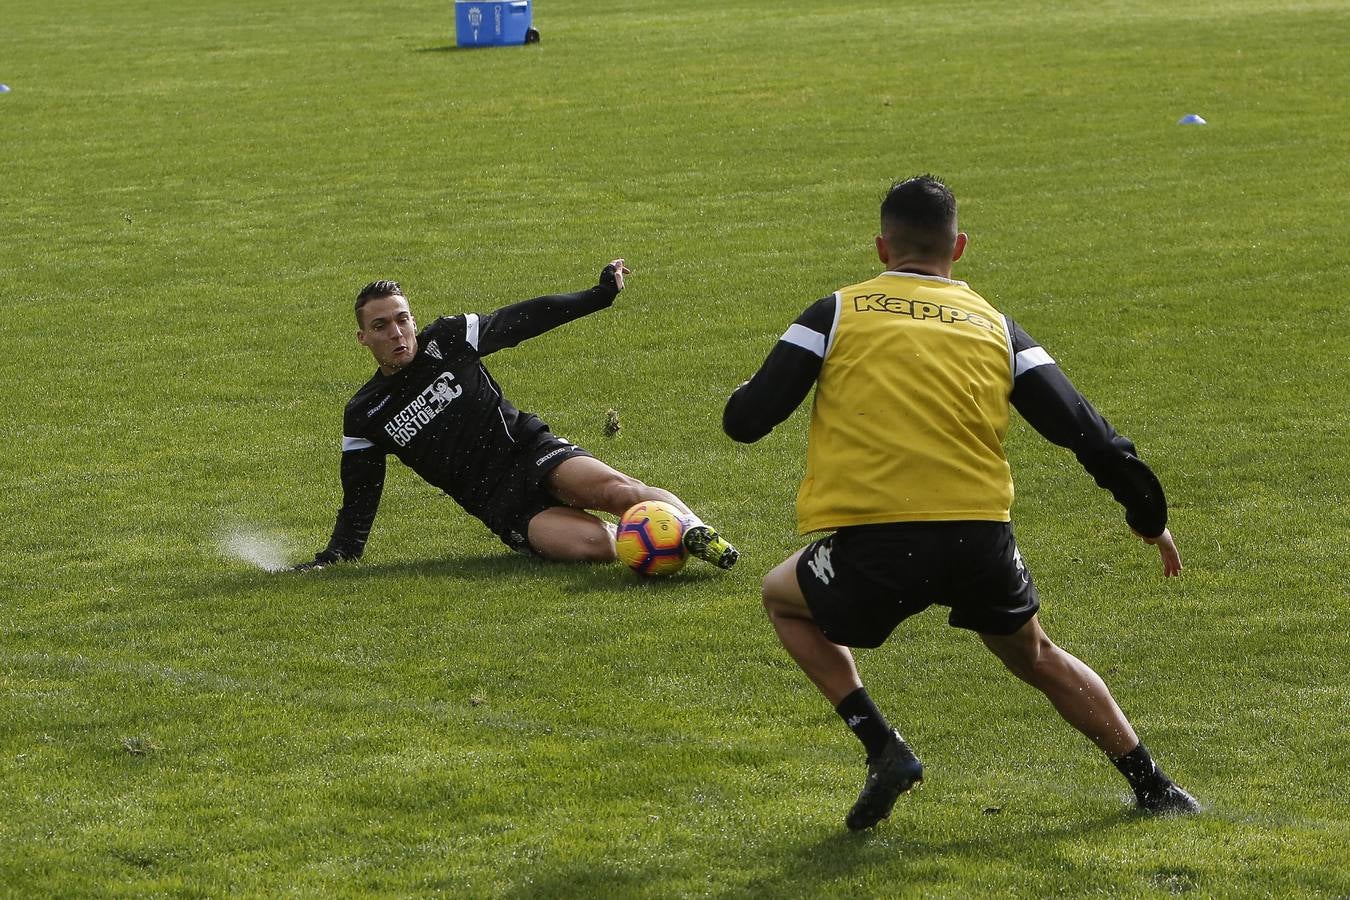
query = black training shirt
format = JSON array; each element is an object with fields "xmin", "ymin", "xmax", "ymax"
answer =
[{"xmin": 319, "ymin": 280, "xmax": 617, "ymax": 560}]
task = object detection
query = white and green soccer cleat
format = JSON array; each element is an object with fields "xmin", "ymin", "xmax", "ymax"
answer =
[{"xmin": 683, "ymin": 524, "xmax": 740, "ymax": 570}]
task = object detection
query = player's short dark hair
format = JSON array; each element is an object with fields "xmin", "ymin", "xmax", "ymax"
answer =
[
  {"xmin": 880, "ymin": 175, "xmax": 958, "ymax": 260},
  {"xmin": 355, "ymin": 280, "xmax": 404, "ymax": 327}
]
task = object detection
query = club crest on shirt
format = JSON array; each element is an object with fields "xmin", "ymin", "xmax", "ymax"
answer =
[
  {"xmin": 384, "ymin": 372, "xmax": 463, "ymax": 447},
  {"xmin": 425, "ymin": 340, "xmax": 443, "ymax": 360}
]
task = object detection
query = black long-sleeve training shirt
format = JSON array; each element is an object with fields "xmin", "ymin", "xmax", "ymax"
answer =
[{"xmin": 316, "ymin": 278, "xmax": 618, "ymax": 562}]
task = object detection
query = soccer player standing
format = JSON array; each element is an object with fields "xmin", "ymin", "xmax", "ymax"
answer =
[
  {"xmin": 723, "ymin": 178, "xmax": 1198, "ymax": 830},
  {"xmin": 295, "ymin": 260, "xmax": 738, "ymax": 571}
]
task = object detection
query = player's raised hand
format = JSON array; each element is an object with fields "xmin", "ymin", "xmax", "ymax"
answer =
[
  {"xmin": 1134, "ymin": 527, "xmax": 1183, "ymax": 577},
  {"xmin": 602, "ymin": 258, "xmax": 630, "ymax": 292}
]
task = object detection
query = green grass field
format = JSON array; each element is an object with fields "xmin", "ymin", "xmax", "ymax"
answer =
[{"xmin": 3, "ymin": 0, "xmax": 1348, "ymax": 895}]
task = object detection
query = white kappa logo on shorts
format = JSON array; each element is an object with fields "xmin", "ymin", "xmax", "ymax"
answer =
[
  {"xmin": 806, "ymin": 542, "xmax": 835, "ymax": 585},
  {"xmin": 534, "ymin": 443, "xmax": 575, "ymax": 467},
  {"xmin": 1013, "ymin": 545, "xmax": 1029, "ymax": 584}
]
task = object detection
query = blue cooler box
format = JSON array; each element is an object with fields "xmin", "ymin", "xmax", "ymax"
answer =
[{"xmin": 456, "ymin": 1, "xmax": 534, "ymax": 47}]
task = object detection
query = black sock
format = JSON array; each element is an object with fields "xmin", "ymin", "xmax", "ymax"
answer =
[
  {"xmin": 835, "ymin": 687, "xmax": 894, "ymax": 761},
  {"xmin": 1110, "ymin": 743, "xmax": 1167, "ymax": 793}
]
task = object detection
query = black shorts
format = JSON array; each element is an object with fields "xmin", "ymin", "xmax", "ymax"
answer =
[
  {"xmin": 479, "ymin": 432, "xmax": 594, "ymax": 553},
  {"xmin": 796, "ymin": 521, "xmax": 1039, "ymax": 647}
]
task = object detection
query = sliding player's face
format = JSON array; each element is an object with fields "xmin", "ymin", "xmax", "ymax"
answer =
[{"xmin": 357, "ymin": 295, "xmax": 418, "ymax": 373}]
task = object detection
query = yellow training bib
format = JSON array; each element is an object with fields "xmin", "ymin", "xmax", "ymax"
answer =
[{"xmin": 797, "ymin": 272, "xmax": 1015, "ymax": 534}]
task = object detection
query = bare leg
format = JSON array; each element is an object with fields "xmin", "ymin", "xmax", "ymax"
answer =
[
  {"xmin": 526, "ymin": 506, "xmax": 617, "ymax": 562},
  {"xmin": 764, "ymin": 548, "xmax": 922, "ymax": 830},
  {"xmin": 980, "ymin": 614, "xmax": 1138, "ymax": 757},
  {"xmin": 761, "ymin": 550, "xmax": 863, "ymax": 705},
  {"xmin": 546, "ymin": 456, "xmax": 738, "ymax": 569},
  {"xmin": 546, "ymin": 456, "xmax": 694, "ymax": 518}
]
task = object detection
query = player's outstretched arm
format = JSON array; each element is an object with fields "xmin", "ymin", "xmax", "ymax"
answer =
[
  {"xmin": 292, "ymin": 447, "xmax": 387, "ymax": 571},
  {"xmin": 723, "ymin": 295, "xmax": 833, "ymax": 443},
  {"xmin": 473, "ymin": 259, "xmax": 629, "ymax": 355},
  {"xmin": 1134, "ymin": 527, "xmax": 1183, "ymax": 577},
  {"xmin": 1007, "ymin": 318, "xmax": 1170, "ymax": 541}
]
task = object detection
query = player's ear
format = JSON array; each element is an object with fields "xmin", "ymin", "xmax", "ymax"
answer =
[
  {"xmin": 356, "ymin": 328, "xmax": 368, "ymax": 347},
  {"xmin": 952, "ymin": 232, "xmax": 968, "ymax": 262},
  {"xmin": 875, "ymin": 234, "xmax": 890, "ymax": 267}
]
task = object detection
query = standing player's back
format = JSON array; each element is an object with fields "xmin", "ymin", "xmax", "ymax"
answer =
[{"xmin": 799, "ymin": 271, "xmax": 1014, "ymax": 533}]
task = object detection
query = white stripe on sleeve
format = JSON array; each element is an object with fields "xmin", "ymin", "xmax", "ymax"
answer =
[
  {"xmin": 824, "ymin": 292, "xmax": 842, "ymax": 359},
  {"xmin": 781, "ymin": 323, "xmax": 827, "ymax": 358},
  {"xmin": 1014, "ymin": 346, "xmax": 1055, "ymax": 378},
  {"xmin": 465, "ymin": 312, "xmax": 480, "ymax": 350},
  {"xmin": 342, "ymin": 435, "xmax": 376, "ymax": 452},
  {"xmin": 1001, "ymin": 315, "xmax": 1015, "ymax": 375}
]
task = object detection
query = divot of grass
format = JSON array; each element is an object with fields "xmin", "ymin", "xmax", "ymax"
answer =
[{"xmin": 120, "ymin": 736, "xmax": 162, "ymax": 757}]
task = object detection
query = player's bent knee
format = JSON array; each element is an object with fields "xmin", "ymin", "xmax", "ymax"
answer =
[
  {"xmin": 1001, "ymin": 640, "xmax": 1061, "ymax": 685},
  {"xmin": 1002, "ymin": 656, "xmax": 1039, "ymax": 683},
  {"xmin": 604, "ymin": 473, "xmax": 651, "ymax": 510},
  {"xmin": 536, "ymin": 535, "xmax": 616, "ymax": 564},
  {"xmin": 1029, "ymin": 640, "xmax": 1072, "ymax": 682},
  {"xmin": 577, "ymin": 541, "xmax": 618, "ymax": 563},
  {"xmin": 575, "ymin": 523, "xmax": 619, "ymax": 562},
  {"xmin": 568, "ymin": 470, "xmax": 643, "ymax": 513},
  {"xmin": 761, "ymin": 572, "xmax": 783, "ymax": 609},
  {"xmin": 762, "ymin": 596, "xmax": 799, "ymax": 624},
  {"xmin": 528, "ymin": 507, "xmax": 618, "ymax": 563},
  {"xmin": 761, "ymin": 588, "xmax": 781, "ymax": 618},
  {"xmin": 982, "ymin": 617, "xmax": 1058, "ymax": 683},
  {"xmin": 984, "ymin": 638, "xmax": 1037, "ymax": 682},
  {"xmin": 762, "ymin": 563, "xmax": 811, "ymax": 621}
]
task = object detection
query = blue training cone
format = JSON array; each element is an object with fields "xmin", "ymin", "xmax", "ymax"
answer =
[
  {"xmin": 0, "ymin": 84, "xmax": 11, "ymax": 93},
  {"xmin": 1177, "ymin": 113, "xmax": 1206, "ymax": 125}
]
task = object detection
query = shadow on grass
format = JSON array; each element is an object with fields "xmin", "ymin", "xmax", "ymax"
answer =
[
  {"xmin": 205, "ymin": 551, "xmax": 730, "ymax": 599},
  {"xmin": 496, "ymin": 810, "xmax": 1133, "ymax": 897},
  {"xmin": 756, "ymin": 810, "xmax": 1132, "ymax": 890},
  {"xmin": 414, "ymin": 44, "xmax": 538, "ymax": 53}
]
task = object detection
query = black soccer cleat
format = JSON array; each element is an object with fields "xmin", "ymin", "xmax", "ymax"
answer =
[
  {"xmin": 683, "ymin": 524, "xmax": 739, "ymax": 570},
  {"xmin": 846, "ymin": 730, "xmax": 924, "ymax": 831},
  {"xmin": 1135, "ymin": 779, "xmax": 1201, "ymax": 815}
]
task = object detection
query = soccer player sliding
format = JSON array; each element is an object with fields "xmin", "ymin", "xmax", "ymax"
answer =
[
  {"xmin": 724, "ymin": 176, "xmax": 1199, "ymax": 830},
  {"xmin": 292, "ymin": 260, "xmax": 737, "ymax": 572}
]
